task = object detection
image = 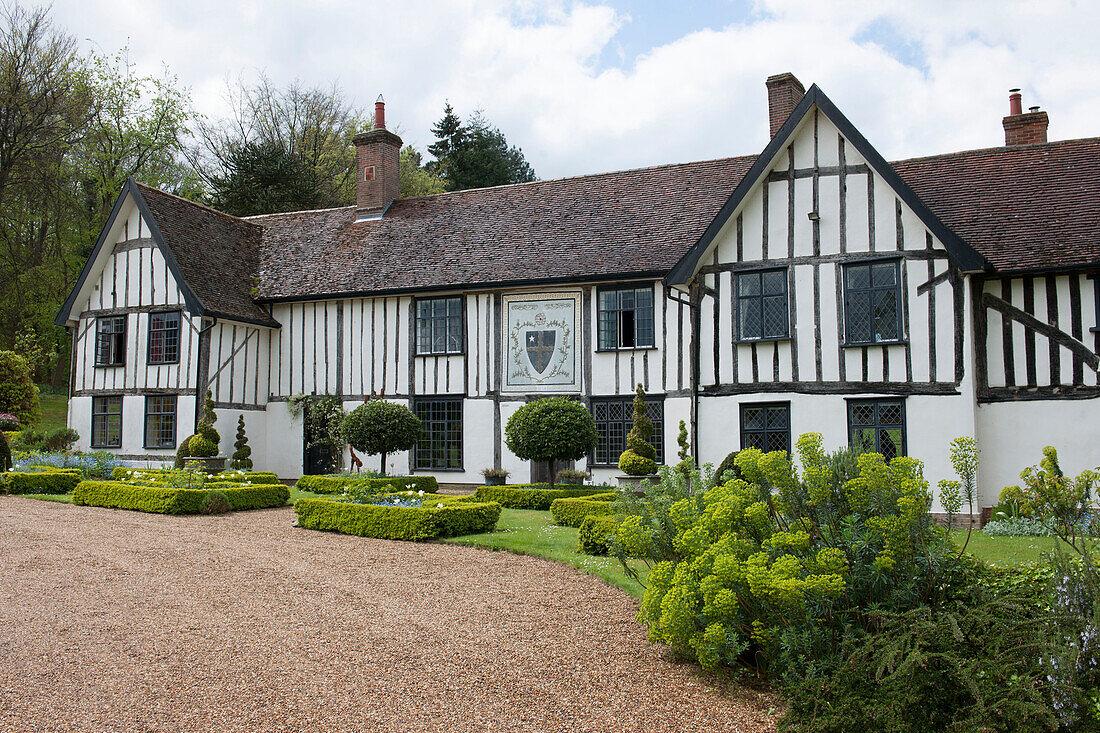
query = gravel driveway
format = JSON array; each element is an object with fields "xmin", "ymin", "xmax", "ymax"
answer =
[{"xmin": 0, "ymin": 497, "xmax": 777, "ymax": 732}]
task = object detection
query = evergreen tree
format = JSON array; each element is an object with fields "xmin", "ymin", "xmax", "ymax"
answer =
[
  {"xmin": 209, "ymin": 140, "xmax": 319, "ymax": 216},
  {"xmin": 231, "ymin": 414, "xmax": 253, "ymax": 470},
  {"xmin": 618, "ymin": 383, "xmax": 657, "ymax": 476},
  {"xmin": 426, "ymin": 104, "xmax": 535, "ymax": 191}
]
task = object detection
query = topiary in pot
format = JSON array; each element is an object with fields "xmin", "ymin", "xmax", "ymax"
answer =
[
  {"xmin": 175, "ymin": 390, "xmax": 221, "ymax": 467},
  {"xmin": 505, "ymin": 397, "xmax": 598, "ymax": 489},
  {"xmin": 0, "ymin": 351, "xmax": 40, "ymax": 427},
  {"xmin": 340, "ymin": 399, "xmax": 421, "ymax": 477},
  {"xmin": 231, "ymin": 414, "xmax": 253, "ymax": 470},
  {"xmin": 617, "ymin": 383, "xmax": 657, "ymax": 476}
]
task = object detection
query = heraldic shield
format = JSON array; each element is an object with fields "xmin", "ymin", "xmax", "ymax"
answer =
[{"xmin": 525, "ymin": 330, "xmax": 557, "ymax": 374}]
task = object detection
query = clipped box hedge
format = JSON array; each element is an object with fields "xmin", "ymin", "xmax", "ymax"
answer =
[
  {"xmin": 72, "ymin": 481, "xmax": 289, "ymax": 514},
  {"xmin": 111, "ymin": 468, "xmax": 280, "ymax": 485},
  {"xmin": 294, "ymin": 474, "xmax": 439, "ymax": 495},
  {"xmin": 578, "ymin": 514, "xmax": 620, "ymax": 555},
  {"xmin": 295, "ymin": 495, "xmax": 500, "ymax": 541},
  {"xmin": 472, "ymin": 484, "xmax": 612, "ymax": 510},
  {"xmin": 0, "ymin": 468, "xmax": 83, "ymax": 495},
  {"xmin": 549, "ymin": 492, "xmax": 616, "ymax": 527}
]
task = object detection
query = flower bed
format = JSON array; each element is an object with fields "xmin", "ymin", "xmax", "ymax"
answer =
[
  {"xmin": 0, "ymin": 468, "xmax": 84, "ymax": 495},
  {"xmin": 111, "ymin": 468, "xmax": 281, "ymax": 486},
  {"xmin": 295, "ymin": 474, "xmax": 439, "ymax": 495},
  {"xmin": 472, "ymin": 484, "xmax": 612, "ymax": 510},
  {"xmin": 549, "ymin": 493, "xmax": 616, "ymax": 527},
  {"xmin": 295, "ymin": 493, "xmax": 501, "ymax": 541},
  {"xmin": 72, "ymin": 480, "xmax": 289, "ymax": 514},
  {"xmin": 13, "ymin": 451, "xmax": 123, "ymax": 479}
]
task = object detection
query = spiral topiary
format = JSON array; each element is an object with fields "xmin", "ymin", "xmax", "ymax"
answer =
[
  {"xmin": 231, "ymin": 414, "xmax": 253, "ymax": 470},
  {"xmin": 618, "ymin": 383, "xmax": 657, "ymax": 476}
]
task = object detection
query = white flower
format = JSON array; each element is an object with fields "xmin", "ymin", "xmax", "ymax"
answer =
[
  {"xmin": 418, "ymin": 490, "xmax": 424, "ymax": 496},
  {"xmin": 435, "ymin": 503, "xmax": 443, "ymax": 508}
]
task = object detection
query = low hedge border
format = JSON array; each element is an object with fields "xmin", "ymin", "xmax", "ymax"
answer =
[
  {"xmin": 111, "ymin": 468, "xmax": 280, "ymax": 484},
  {"xmin": 578, "ymin": 514, "xmax": 620, "ymax": 555},
  {"xmin": 0, "ymin": 468, "xmax": 83, "ymax": 495},
  {"xmin": 549, "ymin": 493, "xmax": 616, "ymax": 527},
  {"xmin": 72, "ymin": 481, "xmax": 289, "ymax": 514},
  {"xmin": 295, "ymin": 474, "xmax": 440, "ymax": 495},
  {"xmin": 294, "ymin": 495, "xmax": 501, "ymax": 541},
  {"xmin": 472, "ymin": 484, "xmax": 612, "ymax": 510}
]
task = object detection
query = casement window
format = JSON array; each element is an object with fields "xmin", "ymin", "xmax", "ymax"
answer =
[
  {"xmin": 147, "ymin": 311, "xmax": 181, "ymax": 365},
  {"xmin": 848, "ymin": 398, "xmax": 906, "ymax": 461},
  {"xmin": 91, "ymin": 396, "xmax": 122, "ymax": 448},
  {"xmin": 598, "ymin": 285, "xmax": 655, "ymax": 350},
  {"xmin": 143, "ymin": 395, "xmax": 177, "ymax": 449},
  {"xmin": 415, "ymin": 296, "xmax": 463, "ymax": 355},
  {"xmin": 95, "ymin": 316, "xmax": 127, "ymax": 366},
  {"xmin": 843, "ymin": 260, "xmax": 903, "ymax": 345},
  {"xmin": 736, "ymin": 268, "xmax": 789, "ymax": 341},
  {"xmin": 413, "ymin": 398, "xmax": 463, "ymax": 470},
  {"xmin": 739, "ymin": 402, "xmax": 791, "ymax": 453},
  {"xmin": 591, "ymin": 396, "xmax": 664, "ymax": 466}
]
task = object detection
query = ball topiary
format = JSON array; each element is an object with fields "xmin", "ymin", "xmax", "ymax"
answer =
[
  {"xmin": 618, "ymin": 384, "xmax": 657, "ymax": 476},
  {"xmin": 174, "ymin": 390, "xmax": 221, "ymax": 467},
  {"xmin": 0, "ymin": 351, "xmax": 40, "ymax": 427},
  {"xmin": 200, "ymin": 490, "xmax": 232, "ymax": 515},
  {"xmin": 505, "ymin": 396, "xmax": 598, "ymax": 489},
  {"xmin": 340, "ymin": 400, "xmax": 421, "ymax": 477}
]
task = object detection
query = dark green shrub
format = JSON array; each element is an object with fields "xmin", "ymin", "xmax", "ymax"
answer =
[
  {"xmin": 578, "ymin": 514, "xmax": 619, "ymax": 555},
  {"xmin": 340, "ymin": 400, "xmax": 421, "ymax": 476},
  {"xmin": 715, "ymin": 450, "xmax": 741, "ymax": 482},
  {"xmin": 0, "ymin": 430, "xmax": 10, "ymax": 472},
  {"xmin": 550, "ymin": 493, "xmax": 615, "ymax": 527},
  {"xmin": 294, "ymin": 496, "xmax": 501, "ymax": 540},
  {"xmin": 0, "ymin": 351, "xmax": 40, "ymax": 427},
  {"xmin": 201, "ymin": 490, "xmax": 232, "ymax": 515},
  {"xmin": 231, "ymin": 415, "xmax": 253, "ymax": 470},
  {"xmin": 0, "ymin": 469, "xmax": 82, "ymax": 495},
  {"xmin": 42, "ymin": 427, "xmax": 79, "ymax": 452},
  {"xmin": 504, "ymin": 397, "xmax": 598, "ymax": 489},
  {"xmin": 472, "ymin": 484, "xmax": 610, "ymax": 510},
  {"xmin": 618, "ymin": 383, "xmax": 657, "ymax": 475}
]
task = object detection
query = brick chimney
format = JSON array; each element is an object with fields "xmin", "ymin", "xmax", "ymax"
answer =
[
  {"xmin": 1003, "ymin": 88, "xmax": 1048, "ymax": 146},
  {"xmin": 353, "ymin": 95, "xmax": 402, "ymax": 221},
  {"xmin": 766, "ymin": 72, "xmax": 806, "ymax": 138}
]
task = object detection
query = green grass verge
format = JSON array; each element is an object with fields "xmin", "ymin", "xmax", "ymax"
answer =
[
  {"xmin": 23, "ymin": 493, "xmax": 73, "ymax": 503},
  {"xmin": 441, "ymin": 507, "xmax": 650, "ymax": 599},
  {"xmin": 37, "ymin": 391, "xmax": 68, "ymax": 433},
  {"xmin": 952, "ymin": 530, "xmax": 1097, "ymax": 565}
]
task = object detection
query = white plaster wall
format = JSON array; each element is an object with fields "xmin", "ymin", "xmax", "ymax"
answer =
[
  {"xmin": 460, "ymin": 398, "xmax": 496, "ymax": 480},
  {"xmin": 977, "ymin": 399, "xmax": 1100, "ymax": 505},
  {"xmin": 211, "ymin": 408, "xmax": 268, "ymax": 473},
  {"xmin": 264, "ymin": 401, "xmax": 303, "ymax": 479}
]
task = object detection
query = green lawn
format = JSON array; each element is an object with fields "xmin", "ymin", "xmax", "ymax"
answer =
[
  {"xmin": 952, "ymin": 530, "xmax": 1094, "ymax": 565},
  {"xmin": 442, "ymin": 507, "xmax": 650, "ymax": 599},
  {"xmin": 37, "ymin": 389, "xmax": 68, "ymax": 433},
  {"xmin": 23, "ymin": 493, "xmax": 73, "ymax": 503}
]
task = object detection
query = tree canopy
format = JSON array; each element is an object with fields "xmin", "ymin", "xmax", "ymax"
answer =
[
  {"xmin": 340, "ymin": 401, "xmax": 422, "ymax": 476},
  {"xmin": 504, "ymin": 397, "xmax": 597, "ymax": 488},
  {"xmin": 427, "ymin": 104, "xmax": 536, "ymax": 191}
]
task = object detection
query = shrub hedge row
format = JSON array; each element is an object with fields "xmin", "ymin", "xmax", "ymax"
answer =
[
  {"xmin": 72, "ymin": 481, "xmax": 289, "ymax": 514},
  {"xmin": 294, "ymin": 495, "xmax": 501, "ymax": 541},
  {"xmin": 0, "ymin": 468, "xmax": 84, "ymax": 495},
  {"xmin": 472, "ymin": 484, "xmax": 611, "ymax": 510},
  {"xmin": 578, "ymin": 514, "xmax": 620, "ymax": 555},
  {"xmin": 294, "ymin": 474, "xmax": 439, "ymax": 495},
  {"xmin": 549, "ymin": 493, "xmax": 616, "ymax": 527}
]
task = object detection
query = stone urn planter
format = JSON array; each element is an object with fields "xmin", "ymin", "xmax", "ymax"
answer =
[
  {"xmin": 184, "ymin": 456, "xmax": 227, "ymax": 474},
  {"xmin": 617, "ymin": 474, "xmax": 659, "ymax": 495}
]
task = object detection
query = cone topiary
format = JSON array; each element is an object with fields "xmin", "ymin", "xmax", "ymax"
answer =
[
  {"xmin": 175, "ymin": 390, "xmax": 221, "ymax": 467},
  {"xmin": 231, "ymin": 414, "xmax": 253, "ymax": 470},
  {"xmin": 618, "ymin": 383, "xmax": 657, "ymax": 476}
]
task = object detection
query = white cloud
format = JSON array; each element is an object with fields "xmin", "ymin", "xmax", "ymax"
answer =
[{"xmin": 47, "ymin": 0, "xmax": 1100, "ymax": 179}]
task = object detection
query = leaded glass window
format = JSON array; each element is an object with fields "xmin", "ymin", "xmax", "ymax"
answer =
[
  {"xmin": 95, "ymin": 316, "xmax": 126, "ymax": 366},
  {"xmin": 147, "ymin": 311, "xmax": 180, "ymax": 364},
  {"xmin": 737, "ymin": 269, "xmax": 789, "ymax": 341},
  {"xmin": 91, "ymin": 396, "xmax": 122, "ymax": 448},
  {"xmin": 597, "ymin": 285, "xmax": 655, "ymax": 349},
  {"xmin": 843, "ymin": 260, "xmax": 902, "ymax": 344},
  {"xmin": 414, "ymin": 398, "xmax": 462, "ymax": 470},
  {"xmin": 143, "ymin": 395, "xmax": 177, "ymax": 449},
  {"xmin": 591, "ymin": 396, "xmax": 663, "ymax": 466},
  {"xmin": 740, "ymin": 402, "xmax": 791, "ymax": 453},
  {"xmin": 848, "ymin": 398, "xmax": 906, "ymax": 461},
  {"xmin": 415, "ymin": 297, "xmax": 463, "ymax": 355}
]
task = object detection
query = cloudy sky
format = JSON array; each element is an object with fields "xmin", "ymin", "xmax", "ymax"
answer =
[{"xmin": 48, "ymin": 0, "xmax": 1100, "ymax": 179}]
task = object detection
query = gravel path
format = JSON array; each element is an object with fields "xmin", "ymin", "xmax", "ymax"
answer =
[{"xmin": 0, "ymin": 497, "xmax": 778, "ymax": 732}]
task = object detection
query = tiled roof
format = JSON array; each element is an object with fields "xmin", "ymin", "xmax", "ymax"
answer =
[
  {"xmin": 135, "ymin": 183, "xmax": 276, "ymax": 326},
  {"xmin": 249, "ymin": 156, "xmax": 757, "ymax": 300},
  {"xmin": 892, "ymin": 138, "xmax": 1100, "ymax": 273}
]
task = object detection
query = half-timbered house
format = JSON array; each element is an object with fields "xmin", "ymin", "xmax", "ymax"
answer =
[{"xmin": 56, "ymin": 75, "xmax": 1100, "ymax": 509}]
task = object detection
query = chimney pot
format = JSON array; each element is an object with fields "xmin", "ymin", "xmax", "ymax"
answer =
[
  {"xmin": 765, "ymin": 72, "xmax": 806, "ymax": 138},
  {"xmin": 1008, "ymin": 89, "xmax": 1022, "ymax": 116},
  {"xmin": 1002, "ymin": 88, "xmax": 1048, "ymax": 146},
  {"xmin": 353, "ymin": 94, "xmax": 402, "ymax": 220}
]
